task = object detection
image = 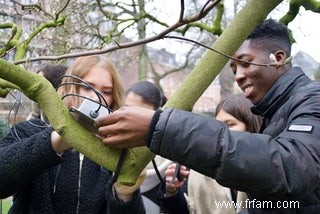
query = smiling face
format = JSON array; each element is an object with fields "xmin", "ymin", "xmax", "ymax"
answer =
[
  {"xmin": 79, "ymin": 64, "xmax": 114, "ymax": 107},
  {"xmin": 230, "ymin": 40, "xmax": 286, "ymax": 105}
]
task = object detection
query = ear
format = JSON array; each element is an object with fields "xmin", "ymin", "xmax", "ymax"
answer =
[{"xmin": 274, "ymin": 50, "xmax": 286, "ymax": 64}]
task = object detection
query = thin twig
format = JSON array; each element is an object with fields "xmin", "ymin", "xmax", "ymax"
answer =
[
  {"xmin": 164, "ymin": 35, "xmax": 291, "ymax": 68},
  {"xmin": 179, "ymin": 0, "xmax": 185, "ymax": 21}
]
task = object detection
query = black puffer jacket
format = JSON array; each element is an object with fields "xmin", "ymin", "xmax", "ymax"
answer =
[
  {"xmin": 148, "ymin": 67, "xmax": 320, "ymax": 213},
  {"xmin": 0, "ymin": 119, "xmax": 145, "ymax": 214}
]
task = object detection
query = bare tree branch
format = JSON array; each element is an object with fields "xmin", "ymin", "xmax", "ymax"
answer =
[
  {"xmin": 165, "ymin": 35, "xmax": 292, "ymax": 68},
  {"xmin": 56, "ymin": 0, "xmax": 71, "ymax": 18},
  {"xmin": 14, "ymin": 0, "xmax": 222, "ymax": 65},
  {"xmin": 179, "ymin": 0, "xmax": 185, "ymax": 21}
]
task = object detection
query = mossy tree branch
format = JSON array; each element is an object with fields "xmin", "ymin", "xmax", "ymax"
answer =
[
  {"xmin": 14, "ymin": 16, "xmax": 67, "ymax": 61},
  {"xmin": 280, "ymin": 0, "xmax": 320, "ymax": 25}
]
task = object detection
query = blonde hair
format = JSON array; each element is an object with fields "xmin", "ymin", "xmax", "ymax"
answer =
[{"xmin": 58, "ymin": 55, "xmax": 124, "ymax": 111}]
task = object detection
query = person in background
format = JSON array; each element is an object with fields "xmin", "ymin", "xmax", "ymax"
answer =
[
  {"xmin": 95, "ymin": 19, "xmax": 320, "ymax": 213},
  {"xmin": 0, "ymin": 55, "xmax": 145, "ymax": 213},
  {"xmin": 125, "ymin": 80, "xmax": 172, "ymax": 214},
  {"xmin": 27, "ymin": 64, "xmax": 68, "ymax": 120},
  {"xmin": 1, "ymin": 64, "xmax": 68, "ymax": 213},
  {"xmin": 160, "ymin": 93, "xmax": 262, "ymax": 214},
  {"xmin": 38, "ymin": 64, "xmax": 68, "ymax": 88}
]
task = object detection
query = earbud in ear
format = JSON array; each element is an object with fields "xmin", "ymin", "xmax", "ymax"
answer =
[
  {"xmin": 268, "ymin": 53, "xmax": 292, "ymax": 68},
  {"xmin": 269, "ymin": 53, "xmax": 277, "ymax": 63},
  {"xmin": 268, "ymin": 53, "xmax": 281, "ymax": 68}
]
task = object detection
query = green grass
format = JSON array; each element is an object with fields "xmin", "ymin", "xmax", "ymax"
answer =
[{"xmin": 0, "ymin": 197, "xmax": 12, "ymax": 214}]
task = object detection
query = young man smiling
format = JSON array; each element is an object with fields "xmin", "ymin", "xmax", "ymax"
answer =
[{"xmin": 95, "ymin": 19, "xmax": 320, "ymax": 213}]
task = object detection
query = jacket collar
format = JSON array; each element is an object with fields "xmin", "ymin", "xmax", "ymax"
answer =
[{"xmin": 251, "ymin": 67, "xmax": 310, "ymax": 118}]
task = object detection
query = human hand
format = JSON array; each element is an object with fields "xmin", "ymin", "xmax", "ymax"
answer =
[
  {"xmin": 51, "ymin": 131, "xmax": 71, "ymax": 155},
  {"xmin": 114, "ymin": 169, "xmax": 146, "ymax": 202},
  {"xmin": 95, "ymin": 106, "xmax": 155, "ymax": 149},
  {"xmin": 165, "ymin": 163, "xmax": 189, "ymax": 196}
]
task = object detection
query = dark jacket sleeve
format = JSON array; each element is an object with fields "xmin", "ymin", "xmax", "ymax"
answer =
[
  {"xmin": 105, "ymin": 180, "xmax": 146, "ymax": 214},
  {"xmin": 149, "ymin": 100, "xmax": 320, "ymax": 200},
  {"xmin": 0, "ymin": 119, "xmax": 61, "ymax": 198},
  {"xmin": 149, "ymin": 108, "xmax": 227, "ymax": 179},
  {"xmin": 158, "ymin": 179, "xmax": 189, "ymax": 214}
]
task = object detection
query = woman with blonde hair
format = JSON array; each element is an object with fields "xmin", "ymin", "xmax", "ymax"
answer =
[{"xmin": 59, "ymin": 55, "xmax": 124, "ymax": 111}]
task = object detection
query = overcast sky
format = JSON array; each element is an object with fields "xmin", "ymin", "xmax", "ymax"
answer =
[{"xmin": 287, "ymin": 8, "xmax": 320, "ymax": 62}]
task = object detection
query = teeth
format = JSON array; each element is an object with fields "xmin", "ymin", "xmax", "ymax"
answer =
[{"xmin": 244, "ymin": 85, "xmax": 252, "ymax": 93}]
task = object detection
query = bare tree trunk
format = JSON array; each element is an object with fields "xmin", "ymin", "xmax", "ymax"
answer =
[
  {"xmin": 219, "ymin": 61, "xmax": 235, "ymax": 100},
  {"xmin": 137, "ymin": 0, "xmax": 149, "ymax": 80}
]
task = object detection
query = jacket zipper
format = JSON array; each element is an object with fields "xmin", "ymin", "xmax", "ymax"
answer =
[{"xmin": 76, "ymin": 153, "xmax": 84, "ymax": 213}]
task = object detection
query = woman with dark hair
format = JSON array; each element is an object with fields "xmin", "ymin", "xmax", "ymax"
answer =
[
  {"xmin": 215, "ymin": 93, "xmax": 262, "ymax": 133},
  {"xmin": 125, "ymin": 81, "xmax": 172, "ymax": 213},
  {"xmin": 125, "ymin": 81, "xmax": 162, "ymax": 110},
  {"xmin": 28, "ymin": 64, "xmax": 68, "ymax": 120},
  {"xmin": 37, "ymin": 64, "xmax": 69, "ymax": 88}
]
